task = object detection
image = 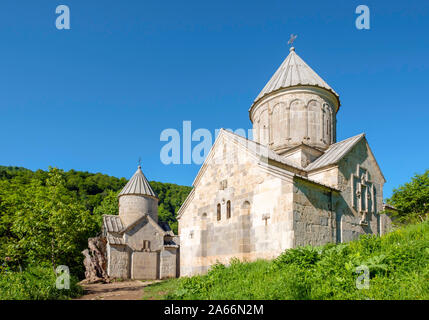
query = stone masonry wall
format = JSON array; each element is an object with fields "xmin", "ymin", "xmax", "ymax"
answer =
[
  {"xmin": 107, "ymin": 244, "xmax": 130, "ymax": 278},
  {"xmin": 160, "ymin": 248, "xmax": 177, "ymax": 279},
  {"xmin": 293, "ymin": 178, "xmax": 335, "ymax": 247},
  {"xmin": 335, "ymin": 139, "xmax": 388, "ymax": 242},
  {"xmin": 125, "ymin": 218, "xmax": 164, "ymax": 252},
  {"xmin": 179, "ymin": 134, "xmax": 295, "ymax": 277}
]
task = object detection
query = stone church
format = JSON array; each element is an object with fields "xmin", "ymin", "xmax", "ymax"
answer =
[
  {"xmin": 101, "ymin": 166, "xmax": 179, "ymax": 279},
  {"xmin": 177, "ymin": 47, "xmax": 393, "ymax": 277}
]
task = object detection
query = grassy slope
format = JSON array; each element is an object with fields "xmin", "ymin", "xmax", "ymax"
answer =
[
  {"xmin": 143, "ymin": 220, "xmax": 429, "ymax": 300},
  {"xmin": 0, "ymin": 266, "xmax": 83, "ymax": 300}
]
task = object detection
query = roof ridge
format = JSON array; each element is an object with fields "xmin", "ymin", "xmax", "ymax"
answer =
[
  {"xmin": 329, "ymin": 133, "xmax": 365, "ymax": 146},
  {"xmin": 252, "ymin": 49, "xmax": 339, "ymax": 107},
  {"xmin": 306, "ymin": 133, "xmax": 366, "ymax": 171},
  {"xmin": 221, "ymin": 129, "xmax": 305, "ymax": 170}
]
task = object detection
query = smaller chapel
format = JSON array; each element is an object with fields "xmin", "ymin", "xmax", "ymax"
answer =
[{"xmin": 101, "ymin": 166, "xmax": 179, "ymax": 280}]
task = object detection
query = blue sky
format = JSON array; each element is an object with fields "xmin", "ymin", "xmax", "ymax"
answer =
[{"xmin": 0, "ymin": 0, "xmax": 428, "ymax": 199}]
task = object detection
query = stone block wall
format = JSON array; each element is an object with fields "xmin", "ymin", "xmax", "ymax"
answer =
[
  {"xmin": 335, "ymin": 139, "xmax": 388, "ymax": 242},
  {"xmin": 308, "ymin": 166, "xmax": 339, "ymax": 188},
  {"xmin": 160, "ymin": 248, "xmax": 178, "ymax": 279},
  {"xmin": 179, "ymin": 135, "xmax": 296, "ymax": 276},
  {"xmin": 107, "ymin": 244, "xmax": 130, "ymax": 278},
  {"xmin": 125, "ymin": 218, "xmax": 164, "ymax": 252},
  {"xmin": 292, "ymin": 178, "xmax": 334, "ymax": 247},
  {"xmin": 132, "ymin": 251, "xmax": 159, "ymax": 279}
]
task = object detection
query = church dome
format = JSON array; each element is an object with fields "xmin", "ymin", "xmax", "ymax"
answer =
[
  {"xmin": 118, "ymin": 165, "xmax": 159, "ymax": 226},
  {"xmin": 249, "ymin": 47, "xmax": 340, "ymax": 153},
  {"xmin": 119, "ymin": 165, "xmax": 157, "ymax": 198},
  {"xmin": 252, "ymin": 47, "xmax": 340, "ymax": 108}
]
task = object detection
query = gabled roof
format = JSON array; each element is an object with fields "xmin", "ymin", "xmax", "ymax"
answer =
[
  {"xmin": 190, "ymin": 129, "xmax": 306, "ymax": 186},
  {"xmin": 121, "ymin": 214, "xmax": 167, "ymax": 235},
  {"xmin": 177, "ymin": 129, "xmax": 386, "ymax": 220},
  {"xmin": 221, "ymin": 129, "xmax": 304, "ymax": 171},
  {"xmin": 118, "ymin": 165, "xmax": 157, "ymax": 198},
  {"xmin": 196, "ymin": 130, "xmax": 373, "ymax": 176},
  {"xmin": 103, "ymin": 214, "xmax": 169, "ymax": 236},
  {"xmin": 306, "ymin": 133, "xmax": 365, "ymax": 171},
  {"xmin": 252, "ymin": 47, "xmax": 340, "ymax": 107},
  {"xmin": 103, "ymin": 215, "xmax": 125, "ymax": 233},
  {"xmin": 103, "ymin": 214, "xmax": 175, "ymax": 245}
]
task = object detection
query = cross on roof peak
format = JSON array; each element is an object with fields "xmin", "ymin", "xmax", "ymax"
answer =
[{"xmin": 288, "ymin": 34, "xmax": 298, "ymax": 51}]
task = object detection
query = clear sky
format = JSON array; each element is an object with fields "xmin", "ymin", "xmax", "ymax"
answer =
[{"xmin": 1, "ymin": 0, "xmax": 428, "ymax": 199}]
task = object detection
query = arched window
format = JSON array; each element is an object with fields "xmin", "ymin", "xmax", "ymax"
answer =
[
  {"xmin": 241, "ymin": 200, "xmax": 251, "ymax": 215},
  {"xmin": 217, "ymin": 203, "xmax": 221, "ymax": 221},
  {"xmin": 226, "ymin": 201, "xmax": 231, "ymax": 219}
]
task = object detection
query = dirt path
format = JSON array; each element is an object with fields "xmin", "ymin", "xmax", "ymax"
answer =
[{"xmin": 76, "ymin": 280, "xmax": 160, "ymax": 300}]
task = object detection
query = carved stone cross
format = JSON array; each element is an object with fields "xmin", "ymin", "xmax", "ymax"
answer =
[
  {"xmin": 262, "ymin": 213, "xmax": 271, "ymax": 226},
  {"xmin": 351, "ymin": 165, "xmax": 375, "ymax": 225}
]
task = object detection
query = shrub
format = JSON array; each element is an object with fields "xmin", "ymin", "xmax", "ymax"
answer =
[
  {"xmin": 0, "ymin": 266, "xmax": 83, "ymax": 300},
  {"xmin": 168, "ymin": 220, "xmax": 429, "ymax": 300}
]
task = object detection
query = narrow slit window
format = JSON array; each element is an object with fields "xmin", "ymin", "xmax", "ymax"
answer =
[
  {"xmin": 226, "ymin": 201, "xmax": 231, "ymax": 219},
  {"xmin": 217, "ymin": 203, "xmax": 221, "ymax": 221},
  {"xmin": 143, "ymin": 240, "xmax": 150, "ymax": 251}
]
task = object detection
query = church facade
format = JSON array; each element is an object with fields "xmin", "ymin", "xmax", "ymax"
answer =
[
  {"xmin": 102, "ymin": 166, "xmax": 179, "ymax": 280},
  {"xmin": 177, "ymin": 47, "xmax": 393, "ymax": 277}
]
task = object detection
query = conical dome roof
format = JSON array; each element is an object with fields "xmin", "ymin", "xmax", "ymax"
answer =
[
  {"xmin": 118, "ymin": 166, "xmax": 157, "ymax": 198},
  {"xmin": 252, "ymin": 47, "xmax": 340, "ymax": 107}
]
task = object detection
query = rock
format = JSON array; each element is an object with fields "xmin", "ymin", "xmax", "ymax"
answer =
[{"xmin": 82, "ymin": 237, "xmax": 110, "ymax": 284}]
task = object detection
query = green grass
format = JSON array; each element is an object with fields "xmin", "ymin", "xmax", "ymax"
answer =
[
  {"xmin": 0, "ymin": 266, "xmax": 83, "ymax": 300},
  {"xmin": 142, "ymin": 279, "xmax": 181, "ymax": 300},
  {"xmin": 151, "ymin": 220, "xmax": 429, "ymax": 300}
]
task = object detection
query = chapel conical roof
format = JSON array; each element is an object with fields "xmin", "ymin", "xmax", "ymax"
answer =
[
  {"xmin": 252, "ymin": 47, "xmax": 340, "ymax": 107},
  {"xmin": 118, "ymin": 165, "xmax": 157, "ymax": 198}
]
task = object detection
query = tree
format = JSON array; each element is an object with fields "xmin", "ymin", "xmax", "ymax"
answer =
[
  {"xmin": 93, "ymin": 189, "xmax": 119, "ymax": 219},
  {"xmin": 7, "ymin": 168, "xmax": 99, "ymax": 275},
  {"xmin": 387, "ymin": 169, "xmax": 429, "ymax": 224}
]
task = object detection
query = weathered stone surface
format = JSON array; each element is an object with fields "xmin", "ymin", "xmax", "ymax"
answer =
[
  {"xmin": 160, "ymin": 248, "xmax": 178, "ymax": 279},
  {"xmin": 82, "ymin": 237, "xmax": 109, "ymax": 284},
  {"xmin": 132, "ymin": 251, "xmax": 159, "ymax": 279}
]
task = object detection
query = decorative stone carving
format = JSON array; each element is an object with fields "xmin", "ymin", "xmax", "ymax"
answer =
[
  {"xmin": 262, "ymin": 213, "xmax": 270, "ymax": 226},
  {"xmin": 351, "ymin": 165, "xmax": 375, "ymax": 225}
]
